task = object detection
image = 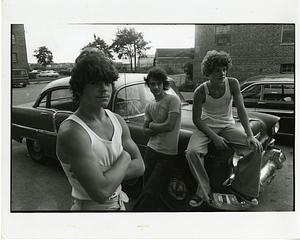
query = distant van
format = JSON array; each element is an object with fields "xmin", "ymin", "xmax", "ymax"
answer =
[{"xmin": 12, "ymin": 69, "xmax": 29, "ymax": 87}]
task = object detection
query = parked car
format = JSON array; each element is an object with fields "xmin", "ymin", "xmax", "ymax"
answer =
[
  {"xmin": 29, "ymin": 70, "xmax": 41, "ymax": 79},
  {"xmin": 12, "ymin": 74, "xmax": 286, "ymax": 211},
  {"xmin": 37, "ymin": 70, "xmax": 59, "ymax": 78},
  {"xmin": 58, "ymin": 68, "xmax": 72, "ymax": 76},
  {"xmin": 240, "ymin": 74, "xmax": 294, "ymax": 139},
  {"xmin": 12, "ymin": 69, "xmax": 29, "ymax": 87}
]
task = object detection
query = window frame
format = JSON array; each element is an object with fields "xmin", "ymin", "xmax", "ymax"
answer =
[
  {"xmin": 215, "ymin": 25, "xmax": 231, "ymax": 46},
  {"xmin": 12, "ymin": 53, "xmax": 17, "ymax": 63},
  {"xmin": 280, "ymin": 64, "xmax": 295, "ymax": 73},
  {"xmin": 280, "ymin": 25, "xmax": 295, "ymax": 45}
]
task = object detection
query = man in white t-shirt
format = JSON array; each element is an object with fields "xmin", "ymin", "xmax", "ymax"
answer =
[{"xmin": 133, "ymin": 67, "xmax": 181, "ymax": 211}]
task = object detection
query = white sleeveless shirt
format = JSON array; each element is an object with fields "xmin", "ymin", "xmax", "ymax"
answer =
[
  {"xmin": 201, "ymin": 77, "xmax": 235, "ymax": 128},
  {"xmin": 58, "ymin": 109, "xmax": 123, "ymax": 200}
]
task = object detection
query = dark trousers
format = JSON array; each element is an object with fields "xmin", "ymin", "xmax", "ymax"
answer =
[{"xmin": 133, "ymin": 147, "xmax": 174, "ymax": 211}]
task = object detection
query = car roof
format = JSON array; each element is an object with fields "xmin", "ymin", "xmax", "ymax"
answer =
[
  {"xmin": 242, "ymin": 74, "xmax": 294, "ymax": 84},
  {"xmin": 41, "ymin": 73, "xmax": 149, "ymax": 92}
]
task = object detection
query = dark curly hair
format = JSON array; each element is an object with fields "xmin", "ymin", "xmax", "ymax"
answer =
[
  {"xmin": 69, "ymin": 47, "xmax": 119, "ymax": 103},
  {"xmin": 201, "ymin": 50, "xmax": 232, "ymax": 77},
  {"xmin": 144, "ymin": 66, "xmax": 169, "ymax": 90}
]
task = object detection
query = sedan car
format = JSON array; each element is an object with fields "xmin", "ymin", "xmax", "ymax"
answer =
[
  {"xmin": 37, "ymin": 70, "xmax": 59, "ymax": 78},
  {"xmin": 240, "ymin": 74, "xmax": 294, "ymax": 138},
  {"xmin": 12, "ymin": 74, "xmax": 286, "ymax": 211}
]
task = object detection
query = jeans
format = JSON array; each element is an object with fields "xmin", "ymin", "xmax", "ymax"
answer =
[
  {"xmin": 186, "ymin": 124, "xmax": 262, "ymax": 202},
  {"xmin": 133, "ymin": 147, "xmax": 175, "ymax": 211}
]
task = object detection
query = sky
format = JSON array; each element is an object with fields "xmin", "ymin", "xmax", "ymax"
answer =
[{"xmin": 24, "ymin": 24, "xmax": 195, "ymax": 63}]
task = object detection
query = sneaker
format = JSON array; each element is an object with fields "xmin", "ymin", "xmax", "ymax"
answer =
[
  {"xmin": 189, "ymin": 195, "xmax": 204, "ymax": 207},
  {"xmin": 229, "ymin": 187, "xmax": 259, "ymax": 206}
]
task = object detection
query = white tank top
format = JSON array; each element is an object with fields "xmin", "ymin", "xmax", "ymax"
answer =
[
  {"xmin": 58, "ymin": 109, "xmax": 123, "ymax": 200},
  {"xmin": 201, "ymin": 77, "xmax": 235, "ymax": 128}
]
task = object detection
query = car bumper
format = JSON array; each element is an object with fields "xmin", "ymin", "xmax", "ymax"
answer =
[{"xmin": 260, "ymin": 147, "xmax": 286, "ymax": 186}]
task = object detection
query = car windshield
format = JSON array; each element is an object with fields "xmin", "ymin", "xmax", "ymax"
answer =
[{"xmin": 114, "ymin": 82, "xmax": 187, "ymax": 118}]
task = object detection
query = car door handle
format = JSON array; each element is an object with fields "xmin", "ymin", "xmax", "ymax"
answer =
[
  {"xmin": 257, "ymin": 101, "xmax": 266, "ymax": 104},
  {"xmin": 40, "ymin": 112, "xmax": 49, "ymax": 115}
]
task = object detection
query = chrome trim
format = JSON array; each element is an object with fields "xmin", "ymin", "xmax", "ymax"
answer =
[
  {"xmin": 12, "ymin": 123, "xmax": 57, "ymax": 136},
  {"xmin": 254, "ymin": 131, "xmax": 261, "ymax": 139},
  {"xmin": 52, "ymin": 112, "xmax": 58, "ymax": 134},
  {"xmin": 269, "ymin": 138, "xmax": 275, "ymax": 146},
  {"xmin": 260, "ymin": 148, "xmax": 286, "ymax": 186}
]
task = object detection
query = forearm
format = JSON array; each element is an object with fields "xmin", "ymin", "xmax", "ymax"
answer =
[
  {"xmin": 124, "ymin": 157, "xmax": 145, "ymax": 180},
  {"xmin": 102, "ymin": 153, "xmax": 131, "ymax": 195},
  {"xmin": 194, "ymin": 119, "xmax": 219, "ymax": 141},
  {"xmin": 149, "ymin": 121, "xmax": 172, "ymax": 133},
  {"xmin": 144, "ymin": 127, "xmax": 157, "ymax": 137},
  {"xmin": 237, "ymin": 108, "xmax": 254, "ymax": 137}
]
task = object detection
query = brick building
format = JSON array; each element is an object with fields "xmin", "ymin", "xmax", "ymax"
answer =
[
  {"xmin": 193, "ymin": 24, "xmax": 295, "ymax": 84},
  {"xmin": 11, "ymin": 24, "xmax": 29, "ymax": 70},
  {"xmin": 154, "ymin": 48, "xmax": 194, "ymax": 74}
]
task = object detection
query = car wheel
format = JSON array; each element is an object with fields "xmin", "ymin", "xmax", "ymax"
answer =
[{"xmin": 26, "ymin": 139, "xmax": 45, "ymax": 163}]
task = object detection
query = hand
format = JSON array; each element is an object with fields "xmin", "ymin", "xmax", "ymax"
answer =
[
  {"xmin": 247, "ymin": 136, "xmax": 263, "ymax": 153},
  {"xmin": 144, "ymin": 128, "xmax": 156, "ymax": 137},
  {"xmin": 213, "ymin": 135, "xmax": 230, "ymax": 150}
]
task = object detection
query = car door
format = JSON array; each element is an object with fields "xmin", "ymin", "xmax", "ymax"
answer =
[
  {"xmin": 260, "ymin": 83, "xmax": 294, "ymax": 135},
  {"xmin": 11, "ymin": 92, "xmax": 54, "ymax": 143},
  {"xmin": 23, "ymin": 91, "xmax": 57, "ymax": 157}
]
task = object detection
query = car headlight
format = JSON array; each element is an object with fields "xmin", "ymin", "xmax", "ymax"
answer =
[{"xmin": 272, "ymin": 122, "xmax": 280, "ymax": 135}]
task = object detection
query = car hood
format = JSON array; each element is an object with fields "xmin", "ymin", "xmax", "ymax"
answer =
[{"xmin": 180, "ymin": 104, "xmax": 265, "ymax": 135}]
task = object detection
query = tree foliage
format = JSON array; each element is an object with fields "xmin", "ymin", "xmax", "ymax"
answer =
[
  {"xmin": 33, "ymin": 46, "xmax": 53, "ymax": 68},
  {"xmin": 111, "ymin": 28, "xmax": 151, "ymax": 72},
  {"xmin": 82, "ymin": 34, "xmax": 114, "ymax": 60}
]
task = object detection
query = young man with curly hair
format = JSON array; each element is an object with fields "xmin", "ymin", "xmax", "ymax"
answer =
[
  {"xmin": 186, "ymin": 50, "xmax": 263, "ymax": 208},
  {"xmin": 56, "ymin": 47, "xmax": 145, "ymax": 211},
  {"xmin": 133, "ymin": 67, "xmax": 181, "ymax": 211}
]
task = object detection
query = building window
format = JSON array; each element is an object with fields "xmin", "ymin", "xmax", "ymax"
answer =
[
  {"xmin": 12, "ymin": 34, "xmax": 16, "ymax": 45},
  {"xmin": 215, "ymin": 25, "xmax": 231, "ymax": 46},
  {"xmin": 12, "ymin": 53, "xmax": 17, "ymax": 63},
  {"xmin": 281, "ymin": 25, "xmax": 295, "ymax": 44},
  {"xmin": 280, "ymin": 64, "xmax": 294, "ymax": 73}
]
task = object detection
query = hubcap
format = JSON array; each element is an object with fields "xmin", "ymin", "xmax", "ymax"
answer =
[{"xmin": 32, "ymin": 140, "xmax": 41, "ymax": 152}]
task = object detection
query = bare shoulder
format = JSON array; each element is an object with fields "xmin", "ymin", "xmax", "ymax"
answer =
[
  {"xmin": 114, "ymin": 113, "xmax": 129, "ymax": 132},
  {"xmin": 194, "ymin": 83, "xmax": 206, "ymax": 102},
  {"xmin": 227, "ymin": 77, "xmax": 241, "ymax": 94},
  {"xmin": 58, "ymin": 119, "xmax": 90, "ymax": 145}
]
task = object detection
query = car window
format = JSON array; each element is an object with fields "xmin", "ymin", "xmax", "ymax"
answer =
[
  {"xmin": 114, "ymin": 83, "xmax": 178, "ymax": 117},
  {"xmin": 38, "ymin": 94, "xmax": 48, "ymax": 108},
  {"xmin": 50, "ymin": 88, "xmax": 75, "ymax": 111},
  {"xmin": 283, "ymin": 84, "xmax": 294, "ymax": 102},
  {"xmin": 262, "ymin": 83, "xmax": 294, "ymax": 102},
  {"xmin": 242, "ymin": 84, "xmax": 262, "ymax": 100}
]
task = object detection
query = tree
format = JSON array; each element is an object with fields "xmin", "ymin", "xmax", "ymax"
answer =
[
  {"xmin": 82, "ymin": 34, "xmax": 114, "ymax": 60},
  {"xmin": 33, "ymin": 46, "xmax": 53, "ymax": 68},
  {"xmin": 111, "ymin": 28, "xmax": 151, "ymax": 72}
]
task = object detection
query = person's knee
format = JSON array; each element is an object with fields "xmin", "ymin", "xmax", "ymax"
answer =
[{"xmin": 185, "ymin": 149, "xmax": 205, "ymax": 162}]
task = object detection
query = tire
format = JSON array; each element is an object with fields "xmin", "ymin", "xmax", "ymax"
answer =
[{"xmin": 26, "ymin": 139, "xmax": 45, "ymax": 163}]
